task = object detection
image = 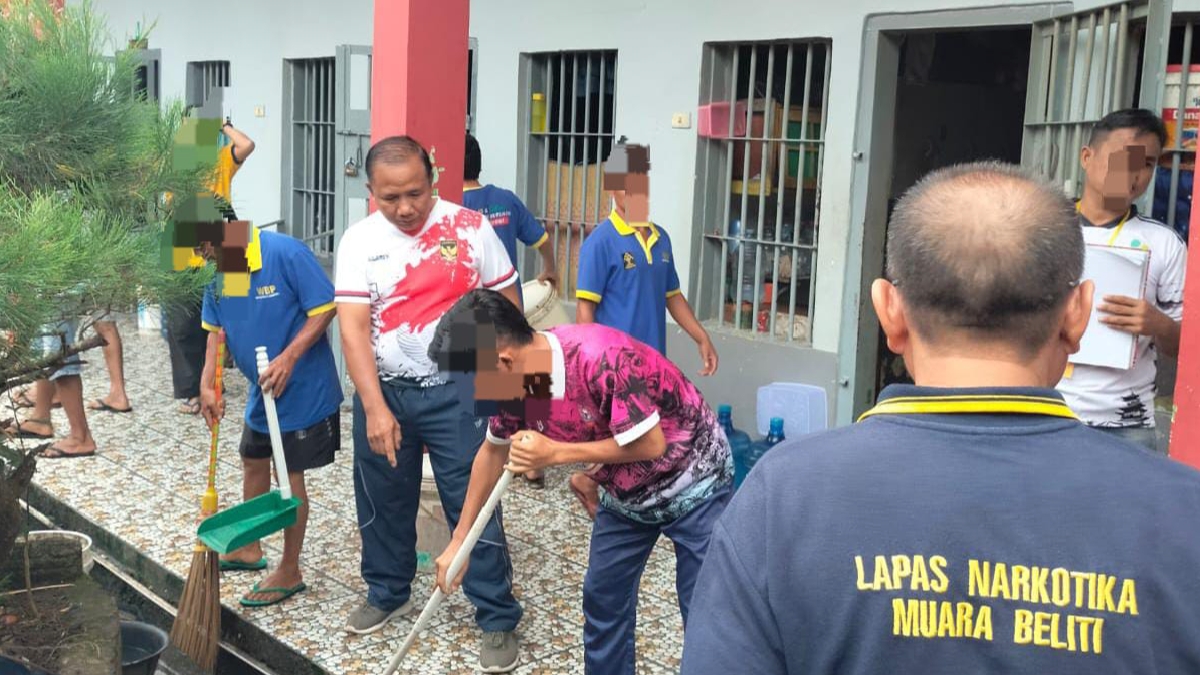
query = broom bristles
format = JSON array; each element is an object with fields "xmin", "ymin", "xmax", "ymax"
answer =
[{"xmin": 170, "ymin": 546, "xmax": 220, "ymax": 672}]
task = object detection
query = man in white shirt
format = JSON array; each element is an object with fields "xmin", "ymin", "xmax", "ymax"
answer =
[
  {"xmin": 335, "ymin": 136, "xmax": 523, "ymax": 673},
  {"xmin": 1060, "ymin": 109, "xmax": 1187, "ymax": 453}
]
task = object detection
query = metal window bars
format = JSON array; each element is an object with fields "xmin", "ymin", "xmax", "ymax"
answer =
[
  {"xmin": 520, "ymin": 50, "xmax": 618, "ymax": 297},
  {"xmin": 286, "ymin": 58, "xmax": 337, "ymax": 258},
  {"xmin": 1161, "ymin": 18, "xmax": 1197, "ymax": 234},
  {"xmin": 186, "ymin": 60, "xmax": 231, "ymax": 110},
  {"xmin": 694, "ymin": 40, "xmax": 831, "ymax": 345},
  {"xmin": 1022, "ymin": 2, "xmax": 1150, "ymax": 197}
]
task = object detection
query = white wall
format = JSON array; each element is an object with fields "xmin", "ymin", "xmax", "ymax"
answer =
[
  {"xmin": 87, "ymin": 0, "xmax": 1198, "ymax": 358},
  {"xmin": 84, "ymin": 0, "xmax": 374, "ymax": 229}
]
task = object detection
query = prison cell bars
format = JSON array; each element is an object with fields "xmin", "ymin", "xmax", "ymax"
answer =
[
  {"xmin": 697, "ymin": 40, "xmax": 830, "ymax": 344},
  {"xmin": 1164, "ymin": 19, "xmax": 1195, "ymax": 232},
  {"xmin": 523, "ymin": 51, "xmax": 618, "ymax": 294},
  {"xmin": 289, "ymin": 58, "xmax": 337, "ymax": 258},
  {"xmin": 1026, "ymin": 3, "xmax": 1147, "ymax": 197}
]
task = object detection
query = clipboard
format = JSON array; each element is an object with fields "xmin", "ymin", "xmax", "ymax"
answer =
[{"xmin": 1070, "ymin": 244, "xmax": 1151, "ymax": 370}]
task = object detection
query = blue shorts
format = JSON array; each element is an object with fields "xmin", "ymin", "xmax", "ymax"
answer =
[{"xmin": 36, "ymin": 319, "xmax": 82, "ymax": 381}]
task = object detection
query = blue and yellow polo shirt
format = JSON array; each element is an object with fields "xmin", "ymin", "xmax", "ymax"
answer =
[
  {"xmin": 200, "ymin": 227, "xmax": 342, "ymax": 434},
  {"xmin": 576, "ymin": 209, "xmax": 681, "ymax": 354}
]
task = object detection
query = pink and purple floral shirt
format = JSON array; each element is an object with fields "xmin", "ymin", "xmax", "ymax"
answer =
[{"xmin": 487, "ymin": 324, "xmax": 732, "ymax": 523}]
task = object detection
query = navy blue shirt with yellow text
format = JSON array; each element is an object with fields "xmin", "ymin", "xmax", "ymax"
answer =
[{"xmin": 681, "ymin": 385, "xmax": 1200, "ymax": 675}]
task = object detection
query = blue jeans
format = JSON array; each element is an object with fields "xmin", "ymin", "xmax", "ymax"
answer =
[
  {"xmin": 1096, "ymin": 425, "xmax": 1163, "ymax": 455},
  {"xmin": 583, "ymin": 488, "xmax": 731, "ymax": 675},
  {"xmin": 352, "ymin": 378, "xmax": 522, "ymax": 632}
]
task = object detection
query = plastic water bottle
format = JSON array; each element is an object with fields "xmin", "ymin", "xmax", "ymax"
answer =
[
  {"xmin": 743, "ymin": 417, "xmax": 786, "ymax": 485},
  {"xmin": 718, "ymin": 405, "xmax": 754, "ymax": 489}
]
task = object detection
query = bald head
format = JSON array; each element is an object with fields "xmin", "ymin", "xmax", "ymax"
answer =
[{"xmin": 886, "ymin": 161, "xmax": 1083, "ymax": 352}]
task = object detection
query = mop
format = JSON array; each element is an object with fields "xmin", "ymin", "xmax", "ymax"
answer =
[{"xmin": 382, "ymin": 469, "xmax": 516, "ymax": 674}]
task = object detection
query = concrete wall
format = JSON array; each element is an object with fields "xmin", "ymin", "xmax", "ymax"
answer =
[{"xmin": 85, "ymin": 0, "xmax": 1197, "ymax": 429}]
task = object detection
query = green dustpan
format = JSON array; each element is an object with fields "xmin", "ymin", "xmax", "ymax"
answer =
[
  {"xmin": 196, "ymin": 345, "xmax": 302, "ymax": 555},
  {"xmin": 197, "ymin": 491, "xmax": 302, "ymax": 554}
]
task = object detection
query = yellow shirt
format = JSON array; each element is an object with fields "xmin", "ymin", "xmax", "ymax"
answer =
[{"xmin": 209, "ymin": 144, "xmax": 241, "ymax": 203}]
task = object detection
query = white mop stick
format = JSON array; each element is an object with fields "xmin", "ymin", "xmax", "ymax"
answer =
[
  {"xmin": 382, "ymin": 469, "xmax": 516, "ymax": 675},
  {"xmin": 255, "ymin": 346, "xmax": 292, "ymax": 499}
]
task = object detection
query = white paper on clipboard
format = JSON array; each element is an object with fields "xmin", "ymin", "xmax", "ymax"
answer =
[{"xmin": 1071, "ymin": 244, "xmax": 1150, "ymax": 370}]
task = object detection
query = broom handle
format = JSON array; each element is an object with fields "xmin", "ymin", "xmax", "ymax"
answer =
[
  {"xmin": 382, "ymin": 470, "xmax": 516, "ymax": 675},
  {"xmin": 255, "ymin": 346, "xmax": 292, "ymax": 500},
  {"xmin": 201, "ymin": 332, "xmax": 225, "ymax": 516}
]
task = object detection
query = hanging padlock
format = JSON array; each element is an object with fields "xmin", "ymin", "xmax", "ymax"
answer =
[{"xmin": 344, "ymin": 157, "xmax": 359, "ymax": 177}]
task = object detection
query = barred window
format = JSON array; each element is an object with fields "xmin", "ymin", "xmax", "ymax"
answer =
[
  {"xmin": 692, "ymin": 40, "xmax": 831, "ymax": 344},
  {"xmin": 518, "ymin": 50, "xmax": 618, "ymax": 297}
]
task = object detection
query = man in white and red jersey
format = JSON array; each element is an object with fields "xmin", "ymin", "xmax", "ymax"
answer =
[{"xmin": 334, "ymin": 136, "xmax": 524, "ymax": 673}]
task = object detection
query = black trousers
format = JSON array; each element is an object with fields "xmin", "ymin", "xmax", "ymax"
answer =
[{"xmin": 165, "ymin": 300, "xmax": 207, "ymax": 400}]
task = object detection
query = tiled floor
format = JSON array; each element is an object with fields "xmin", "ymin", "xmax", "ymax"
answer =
[{"xmin": 23, "ymin": 320, "xmax": 685, "ymax": 674}]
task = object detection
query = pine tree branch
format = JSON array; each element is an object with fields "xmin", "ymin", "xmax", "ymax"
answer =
[{"xmin": 0, "ymin": 334, "xmax": 105, "ymax": 390}]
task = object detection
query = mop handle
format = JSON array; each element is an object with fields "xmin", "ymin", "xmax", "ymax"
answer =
[
  {"xmin": 255, "ymin": 346, "xmax": 292, "ymax": 500},
  {"xmin": 382, "ymin": 470, "xmax": 516, "ymax": 675},
  {"xmin": 200, "ymin": 332, "xmax": 225, "ymax": 516},
  {"xmin": 207, "ymin": 333, "xmax": 225, "ymax": 490}
]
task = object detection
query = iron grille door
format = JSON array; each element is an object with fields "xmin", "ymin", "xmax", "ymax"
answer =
[{"xmin": 1022, "ymin": 0, "xmax": 1173, "ymax": 197}]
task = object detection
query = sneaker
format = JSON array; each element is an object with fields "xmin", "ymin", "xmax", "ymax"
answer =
[
  {"xmin": 345, "ymin": 599, "xmax": 413, "ymax": 635},
  {"xmin": 478, "ymin": 631, "xmax": 519, "ymax": 673}
]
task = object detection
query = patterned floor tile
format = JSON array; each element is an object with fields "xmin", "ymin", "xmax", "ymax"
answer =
[{"xmin": 26, "ymin": 319, "xmax": 692, "ymax": 673}]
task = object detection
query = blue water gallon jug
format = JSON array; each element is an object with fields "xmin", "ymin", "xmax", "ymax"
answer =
[{"xmin": 719, "ymin": 404, "xmax": 755, "ymax": 489}]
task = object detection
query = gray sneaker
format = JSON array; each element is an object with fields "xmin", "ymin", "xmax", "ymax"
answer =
[
  {"xmin": 345, "ymin": 599, "xmax": 413, "ymax": 635},
  {"xmin": 478, "ymin": 631, "xmax": 519, "ymax": 673}
]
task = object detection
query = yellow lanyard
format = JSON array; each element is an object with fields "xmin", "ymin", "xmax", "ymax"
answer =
[
  {"xmin": 1076, "ymin": 202, "xmax": 1131, "ymax": 246},
  {"xmin": 857, "ymin": 394, "xmax": 1080, "ymax": 423}
]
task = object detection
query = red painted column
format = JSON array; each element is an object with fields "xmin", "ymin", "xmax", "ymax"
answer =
[
  {"xmin": 1170, "ymin": 202, "xmax": 1200, "ymax": 465},
  {"xmin": 371, "ymin": 0, "xmax": 469, "ymax": 206}
]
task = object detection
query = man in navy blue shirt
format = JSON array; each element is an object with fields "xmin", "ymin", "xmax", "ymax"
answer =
[
  {"xmin": 682, "ymin": 162, "xmax": 1200, "ymax": 674},
  {"xmin": 196, "ymin": 222, "xmax": 343, "ymax": 608},
  {"xmin": 463, "ymin": 133, "xmax": 559, "ymax": 306}
]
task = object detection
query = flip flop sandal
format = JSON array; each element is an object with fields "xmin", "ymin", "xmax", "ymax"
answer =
[
  {"xmin": 40, "ymin": 444, "xmax": 96, "ymax": 459},
  {"xmin": 2, "ymin": 418, "xmax": 53, "ymax": 440},
  {"xmin": 177, "ymin": 399, "xmax": 201, "ymax": 415},
  {"xmin": 6, "ymin": 390, "xmax": 59, "ymax": 409},
  {"xmin": 220, "ymin": 556, "xmax": 268, "ymax": 572},
  {"xmin": 87, "ymin": 399, "xmax": 133, "ymax": 414},
  {"xmin": 523, "ymin": 474, "xmax": 546, "ymax": 490},
  {"xmin": 239, "ymin": 582, "xmax": 307, "ymax": 608}
]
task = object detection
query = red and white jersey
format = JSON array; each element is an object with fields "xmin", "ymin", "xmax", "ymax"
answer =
[{"xmin": 335, "ymin": 198, "xmax": 517, "ymax": 381}]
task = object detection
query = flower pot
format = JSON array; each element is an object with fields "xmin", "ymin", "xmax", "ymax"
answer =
[
  {"xmin": 128, "ymin": 39, "xmax": 148, "ymax": 50},
  {"xmin": 25, "ymin": 530, "xmax": 93, "ymax": 574}
]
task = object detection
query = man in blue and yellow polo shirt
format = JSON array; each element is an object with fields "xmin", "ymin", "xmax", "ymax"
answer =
[
  {"xmin": 681, "ymin": 162, "xmax": 1200, "ymax": 674},
  {"xmin": 196, "ymin": 222, "xmax": 343, "ymax": 608},
  {"xmin": 576, "ymin": 138, "xmax": 718, "ymax": 374}
]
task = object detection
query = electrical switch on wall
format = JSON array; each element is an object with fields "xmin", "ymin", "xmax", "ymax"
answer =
[{"xmin": 672, "ymin": 113, "xmax": 691, "ymax": 129}]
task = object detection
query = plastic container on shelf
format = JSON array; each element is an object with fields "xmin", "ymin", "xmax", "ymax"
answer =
[
  {"xmin": 531, "ymin": 93, "xmax": 548, "ymax": 133},
  {"xmin": 697, "ymin": 100, "xmax": 749, "ymax": 138},
  {"xmin": 756, "ymin": 382, "xmax": 827, "ymax": 440}
]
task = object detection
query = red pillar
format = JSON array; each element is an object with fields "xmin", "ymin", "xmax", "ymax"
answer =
[
  {"xmin": 370, "ymin": 0, "xmax": 469, "ymax": 206},
  {"xmin": 1170, "ymin": 201, "xmax": 1200, "ymax": 466}
]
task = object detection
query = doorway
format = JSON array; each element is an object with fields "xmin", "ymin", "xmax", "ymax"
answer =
[{"xmin": 875, "ymin": 28, "xmax": 1032, "ymax": 393}]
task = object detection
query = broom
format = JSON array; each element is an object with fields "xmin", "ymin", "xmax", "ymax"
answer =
[{"xmin": 169, "ymin": 330, "xmax": 226, "ymax": 671}]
